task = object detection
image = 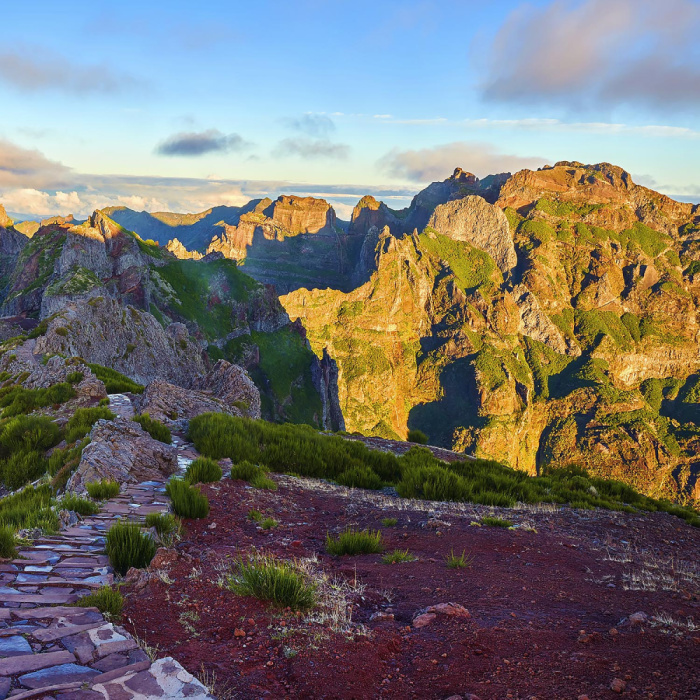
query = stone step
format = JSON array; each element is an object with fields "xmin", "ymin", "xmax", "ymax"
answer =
[{"xmin": 0, "ymin": 649, "xmax": 75, "ymax": 676}]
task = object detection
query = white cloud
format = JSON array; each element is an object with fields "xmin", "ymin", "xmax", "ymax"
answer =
[{"xmin": 379, "ymin": 141, "xmax": 546, "ymax": 182}]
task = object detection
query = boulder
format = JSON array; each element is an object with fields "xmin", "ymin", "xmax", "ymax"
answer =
[
  {"xmin": 134, "ymin": 378, "xmax": 252, "ymax": 425},
  {"xmin": 67, "ymin": 418, "xmax": 178, "ymax": 492},
  {"xmin": 427, "ymin": 196, "xmax": 517, "ymax": 275},
  {"xmin": 21, "ymin": 355, "xmax": 107, "ymax": 401},
  {"xmin": 192, "ymin": 360, "xmax": 261, "ymax": 419}
]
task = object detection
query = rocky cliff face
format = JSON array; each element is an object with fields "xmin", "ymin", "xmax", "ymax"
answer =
[
  {"xmin": 0, "ymin": 205, "xmax": 11, "ymax": 228},
  {"xmin": 282, "ymin": 163, "xmax": 700, "ymax": 504},
  {"xmin": 0, "ymin": 207, "xmax": 343, "ymax": 429},
  {"xmin": 206, "ymin": 195, "xmax": 360, "ymax": 293}
]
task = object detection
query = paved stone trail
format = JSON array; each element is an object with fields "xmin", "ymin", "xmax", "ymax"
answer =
[{"xmin": 0, "ymin": 395, "xmax": 212, "ymax": 699}]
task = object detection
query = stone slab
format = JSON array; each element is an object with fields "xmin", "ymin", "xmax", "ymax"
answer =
[
  {"xmin": 18, "ymin": 662, "xmax": 99, "ymax": 689},
  {"xmin": 0, "ymin": 649, "xmax": 75, "ymax": 676}
]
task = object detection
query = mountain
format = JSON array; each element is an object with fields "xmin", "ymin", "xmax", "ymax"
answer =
[
  {"xmin": 281, "ymin": 162, "xmax": 700, "ymax": 504},
  {"xmin": 104, "ymin": 203, "xmax": 263, "ymax": 251},
  {"xmin": 0, "ymin": 210, "xmax": 343, "ymax": 430}
]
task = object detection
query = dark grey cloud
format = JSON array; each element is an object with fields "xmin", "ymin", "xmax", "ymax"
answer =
[
  {"xmin": 0, "ymin": 51, "xmax": 138, "ymax": 94},
  {"xmin": 283, "ymin": 114, "xmax": 336, "ymax": 138},
  {"xmin": 0, "ymin": 139, "xmax": 72, "ymax": 188},
  {"xmin": 379, "ymin": 141, "xmax": 546, "ymax": 182},
  {"xmin": 156, "ymin": 129, "xmax": 250, "ymax": 157},
  {"xmin": 481, "ymin": 0, "xmax": 700, "ymax": 112},
  {"xmin": 274, "ymin": 137, "xmax": 350, "ymax": 160}
]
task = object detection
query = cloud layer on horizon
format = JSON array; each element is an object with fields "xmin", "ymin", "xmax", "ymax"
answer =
[{"xmin": 481, "ymin": 0, "xmax": 700, "ymax": 112}]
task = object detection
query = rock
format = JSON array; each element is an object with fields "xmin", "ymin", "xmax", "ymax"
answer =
[
  {"xmin": 134, "ymin": 379, "xmax": 251, "ymax": 426},
  {"xmin": 412, "ymin": 613, "xmax": 436, "ymax": 628},
  {"xmin": 370, "ymin": 612, "xmax": 395, "ymax": 622},
  {"xmin": 66, "ymin": 418, "xmax": 178, "ymax": 493},
  {"xmin": 427, "ymin": 195, "xmax": 517, "ymax": 275},
  {"xmin": 124, "ymin": 567, "xmax": 150, "ymax": 590},
  {"xmin": 628, "ymin": 611, "xmax": 648, "ymax": 625},
  {"xmin": 192, "ymin": 360, "xmax": 262, "ymax": 419},
  {"xmin": 166, "ymin": 238, "xmax": 203, "ymax": 260},
  {"xmin": 423, "ymin": 603, "xmax": 470, "ymax": 619},
  {"xmin": 149, "ymin": 548, "xmax": 178, "ymax": 571},
  {"xmin": 19, "ymin": 355, "xmax": 107, "ymax": 401},
  {"xmin": 35, "ymin": 297, "xmax": 206, "ymax": 387},
  {"xmin": 0, "ymin": 204, "xmax": 11, "ymax": 229},
  {"xmin": 610, "ymin": 678, "xmax": 627, "ymax": 693},
  {"xmin": 512, "ymin": 285, "xmax": 580, "ymax": 357}
]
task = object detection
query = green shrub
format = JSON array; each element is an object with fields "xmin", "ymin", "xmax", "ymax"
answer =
[
  {"xmin": 0, "ymin": 485, "xmax": 58, "ymax": 533},
  {"xmin": 230, "ymin": 460, "xmax": 262, "ymax": 481},
  {"xmin": 66, "ymin": 407, "xmax": 115, "ymax": 443},
  {"xmin": 86, "ymin": 364, "xmax": 144, "ymax": 394},
  {"xmin": 407, "ymin": 429, "xmax": 428, "ymax": 445},
  {"xmin": 166, "ymin": 479, "xmax": 209, "ymax": 519},
  {"xmin": 98, "ymin": 398, "xmax": 110, "ymax": 407},
  {"xmin": 86, "ymin": 480, "xmax": 120, "ymax": 500},
  {"xmin": 184, "ymin": 457, "xmax": 222, "ymax": 484},
  {"xmin": 381, "ymin": 549, "xmax": 416, "ymax": 564},
  {"xmin": 74, "ymin": 586, "xmax": 123, "ymax": 618},
  {"xmin": 336, "ymin": 465, "xmax": 382, "ymax": 490},
  {"xmin": 230, "ymin": 460, "xmax": 277, "ymax": 489},
  {"xmin": 106, "ymin": 522, "xmax": 156, "ymax": 576},
  {"xmin": 0, "ymin": 526, "xmax": 17, "ymax": 559},
  {"xmin": 224, "ymin": 555, "xmax": 316, "ymax": 610},
  {"xmin": 446, "ymin": 549, "xmax": 472, "ymax": 568},
  {"xmin": 261, "ymin": 517, "xmax": 278, "ymax": 530},
  {"xmin": 66, "ymin": 371, "xmax": 84, "ymax": 384},
  {"xmin": 144, "ymin": 512, "xmax": 178, "ymax": 536},
  {"xmin": 187, "ymin": 414, "xmax": 700, "ymax": 526},
  {"xmin": 59, "ymin": 494, "xmax": 99, "ymax": 516},
  {"xmin": 381, "ymin": 518, "xmax": 398, "ymax": 527},
  {"xmin": 132, "ymin": 414, "xmax": 171, "ymax": 444},
  {"xmin": 0, "ymin": 383, "xmax": 76, "ymax": 417},
  {"xmin": 1, "ymin": 451, "xmax": 46, "ymax": 491},
  {"xmin": 0, "ymin": 415, "xmax": 62, "ymax": 454},
  {"xmin": 326, "ymin": 529, "xmax": 383, "ymax": 556},
  {"xmin": 481, "ymin": 517, "xmax": 513, "ymax": 528},
  {"xmin": 248, "ymin": 509, "xmax": 263, "ymax": 522}
]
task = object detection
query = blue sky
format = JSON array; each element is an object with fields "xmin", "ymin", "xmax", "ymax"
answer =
[{"xmin": 1, "ymin": 0, "xmax": 699, "ymax": 220}]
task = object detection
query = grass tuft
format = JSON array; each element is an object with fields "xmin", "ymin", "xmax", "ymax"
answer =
[
  {"xmin": 59, "ymin": 494, "xmax": 99, "ymax": 516},
  {"xmin": 74, "ymin": 586, "xmax": 123, "ymax": 618},
  {"xmin": 223, "ymin": 555, "xmax": 316, "ymax": 610},
  {"xmin": 248, "ymin": 509, "xmax": 263, "ymax": 522},
  {"xmin": 0, "ymin": 525, "xmax": 17, "ymax": 559},
  {"xmin": 481, "ymin": 517, "xmax": 513, "ymax": 528},
  {"xmin": 66, "ymin": 407, "xmax": 115, "ymax": 444},
  {"xmin": 86, "ymin": 480, "xmax": 120, "ymax": 500},
  {"xmin": 446, "ymin": 549, "xmax": 473, "ymax": 568},
  {"xmin": 132, "ymin": 414, "xmax": 171, "ymax": 444},
  {"xmin": 106, "ymin": 522, "xmax": 156, "ymax": 576},
  {"xmin": 326, "ymin": 528, "xmax": 383, "ymax": 556},
  {"xmin": 260, "ymin": 517, "xmax": 278, "ymax": 530},
  {"xmin": 166, "ymin": 479, "xmax": 209, "ymax": 519},
  {"xmin": 184, "ymin": 457, "xmax": 222, "ymax": 485},
  {"xmin": 381, "ymin": 518, "xmax": 398, "ymax": 527},
  {"xmin": 381, "ymin": 549, "xmax": 416, "ymax": 564}
]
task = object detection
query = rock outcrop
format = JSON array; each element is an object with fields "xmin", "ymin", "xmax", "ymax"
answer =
[
  {"xmin": 192, "ymin": 360, "xmax": 262, "ymax": 419},
  {"xmin": 0, "ymin": 204, "xmax": 11, "ymax": 228},
  {"xmin": 67, "ymin": 418, "xmax": 178, "ymax": 493},
  {"xmin": 427, "ymin": 196, "xmax": 517, "ymax": 275},
  {"xmin": 35, "ymin": 297, "xmax": 206, "ymax": 387},
  {"xmin": 166, "ymin": 238, "xmax": 203, "ymax": 260},
  {"xmin": 134, "ymin": 379, "xmax": 249, "ymax": 426}
]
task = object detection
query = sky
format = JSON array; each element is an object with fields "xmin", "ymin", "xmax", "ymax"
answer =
[{"xmin": 1, "ymin": 0, "xmax": 700, "ymax": 221}]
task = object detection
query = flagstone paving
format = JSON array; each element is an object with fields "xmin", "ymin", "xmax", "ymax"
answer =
[{"xmin": 0, "ymin": 395, "xmax": 213, "ymax": 699}]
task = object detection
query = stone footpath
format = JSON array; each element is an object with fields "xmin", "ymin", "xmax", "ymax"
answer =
[{"xmin": 0, "ymin": 396, "xmax": 211, "ymax": 699}]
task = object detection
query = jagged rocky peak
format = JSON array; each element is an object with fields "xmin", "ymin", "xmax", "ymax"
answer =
[
  {"xmin": 0, "ymin": 204, "xmax": 12, "ymax": 228},
  {"xmin": 497, "ymin": 161, "xmax": 697, "ymax": 234},
  {"xmin": 166, "ymin": 238, "xmax": 203, "ymax": 260},
  {"xmin": 41, "ymin": 214, "xmax": 75, "ymax": 227},
  {"xmin": 69, "ymin": 209, "xmax": 124, "ymax": 241},
  {"xmin": 349, "ymin": 196, "xmax": 400, "ymax": 236},
  {"xmin": 450, "ymin": 167, "xmax": 479, "ymax": 186},
  {"xmin": 263, "ymin": 195, "xmax": 338, "ymax": 235}
]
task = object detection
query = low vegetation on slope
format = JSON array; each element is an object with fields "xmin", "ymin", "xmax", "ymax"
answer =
[{"xmin": 189, "ymin": 413, "xmax": 700, "ymax": 526}]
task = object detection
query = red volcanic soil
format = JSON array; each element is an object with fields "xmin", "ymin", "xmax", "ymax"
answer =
[{"xmin": 123, "ymin": 476, "xmax": 700, "ymax": 699}]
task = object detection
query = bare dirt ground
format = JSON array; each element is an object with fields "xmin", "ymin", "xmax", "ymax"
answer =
[{"xmin": 123, "ymin": 475, "xmax": 700, "ymax": 700}]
